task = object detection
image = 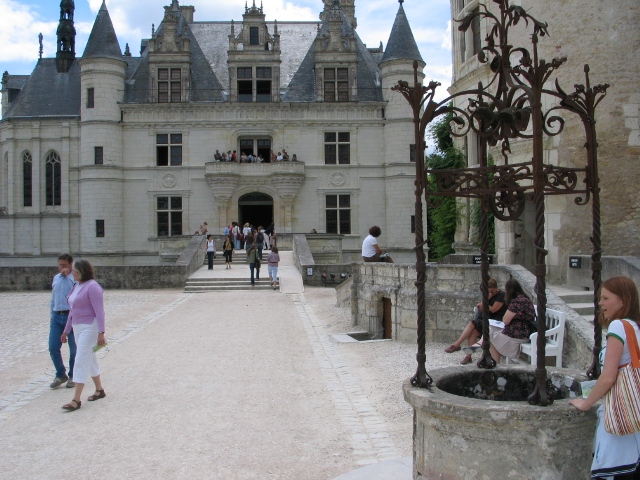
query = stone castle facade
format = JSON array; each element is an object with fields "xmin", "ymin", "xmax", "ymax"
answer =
[
  {"xmin": 0, "ymin": 0, "xmax": 425, "ymax": 265},
  {"xmin": 449, "ymin": 0, "xmax": 640, "ymax": 282}
]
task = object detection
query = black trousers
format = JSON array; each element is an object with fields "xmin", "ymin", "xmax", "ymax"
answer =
[{"xmin": 207, "ymin": 251, "xmax": 214, "ymax": 269}]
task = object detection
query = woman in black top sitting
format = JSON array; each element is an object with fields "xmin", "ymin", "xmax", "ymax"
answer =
[{"xmin": 444, "ymin": 278, "xmax": 508, "ymax": 364}]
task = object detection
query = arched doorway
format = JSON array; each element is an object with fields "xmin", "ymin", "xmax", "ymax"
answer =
[{"xmin": 238, "ymin": 192, "xmax": 274, "ymax": 228}]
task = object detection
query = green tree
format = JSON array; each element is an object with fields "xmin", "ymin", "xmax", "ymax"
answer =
[{"xmin": 426, "ymin": 111, "xmax": 465, "ymax": 261}]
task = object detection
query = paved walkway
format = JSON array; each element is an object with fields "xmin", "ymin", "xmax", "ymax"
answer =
[{"xmin": 0, "ymin": 259, "xmax": 418, "ymax": 479}]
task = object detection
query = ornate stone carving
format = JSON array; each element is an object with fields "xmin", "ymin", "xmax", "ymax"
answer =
[{"xmin": 162, "ymin": 174, "xmax": 177, "ymax": 188}]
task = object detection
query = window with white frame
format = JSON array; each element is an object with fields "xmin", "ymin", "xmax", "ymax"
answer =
[
  {"xmin": 326, "ymin": 194, "xmax": 351, "ymax": 234},
  {"xmin": 45, "ymin": 151, "xmax": 61, "ymax": 206},
  {"xmin": 324, "ymin": 132, "xmax": 350, "ymax": 165},
  {"xmin": 324, "ymin": 68, "xmax": 349, "ymax": 102},
  {"xmin": 158, "ymin": 68, "xmax": 181, "ymax": 103},
  {"xmin": 156, "ymin": 134, "xmax": 182, "ymax": 166},
  {"xmin": 157, "ymin": 196, "xmax": 183, "ymax": 237},
  {"xmin": 23, "ymin": 151, "xmax": 32, "ymax": 207}
]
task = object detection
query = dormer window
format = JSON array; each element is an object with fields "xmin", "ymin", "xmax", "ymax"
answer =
[
  {"xmin": 250, "ymin": 27, "xmax": 259, "ymax": 45},
  {"xmin": 324, "ymin": 68, "xmax": 349, "ymax": 102},
  {"xmin": 158, "ymin": 68, "xmax": 181, "ymax": 103},
  {"xmin": 237, "ymin": 67, "xmax": 272, "ymax": 102}
]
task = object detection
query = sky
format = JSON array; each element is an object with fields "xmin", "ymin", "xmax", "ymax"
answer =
[{"xmin": 0, "ymin": 0, "xmax": 453, "ymax": 98}]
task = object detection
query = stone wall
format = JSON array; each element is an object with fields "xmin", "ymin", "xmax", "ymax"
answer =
[
  {"xmin": 567, "ymin": 255, "xmax": 640, "ymax": 292},
  {"xmin": 351, "ymin": 262, "xmax": 595, "ymax": 369},
  {"xmin": 0, "ymin": 234, "xmax": 207, "ymax": 291}
]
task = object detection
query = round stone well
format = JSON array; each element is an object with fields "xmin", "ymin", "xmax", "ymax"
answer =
[{"xmin": 403, "ymin": 365, "xmax": 598, "ymax": 480}]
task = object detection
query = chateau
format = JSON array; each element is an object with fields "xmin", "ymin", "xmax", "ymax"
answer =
[
  {"xmin": 0, "ymin": 0, "xmax": 424, "ymax": 265},
  {"xmin": 449, "ymin": 0, "xmax": 640, "ymax": 282}
]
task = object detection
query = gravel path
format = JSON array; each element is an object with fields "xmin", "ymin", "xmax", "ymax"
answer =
[{"xmin": 0, "ymin": 286, "xmax": 463, "ymax": 479}]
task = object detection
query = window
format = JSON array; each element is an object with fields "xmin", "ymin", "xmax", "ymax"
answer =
[
  {"xmin": 238, "ymin": 138, "xmax": 272, "ymax": 160},
  {"xmin": 94, "ymin": 146, "xmax": 103, "ymax": 165},
  {"xmin": 96, "ymin": 220, "xmax": 105, "ymax": 237},
  {"xmin": 326, "ymin": 195, "xmax": 351, "ymax": 234},
  {"xmin": 250, "ymin": 27, "xmax": 259, "ymax": 45},
  {"xmin": 23, "ymin": 151, "xmax": 32, "ymax": 207},
  {"xmin": 324, "ymin": 132, "xmax": 351, "ymax": 165},
  {"xmin": 324, "ymin": 68, "xmax": 349, "ymax": 102},
  {"xmin": 256, "ymin": 67, "xmax": 271, "ymax": 102},
  {"xmin": 45, "ymin": 151, "xmax": 61, "ymax": 206},
  {"xmin": 471, "ymin": 9, "xmax": 481, "ymax": 56},
  {"xmin": 157, "ymin": 196, "xmax": 183, "ymax": 237},
  {"xmin": 410, "ymin": 144, "xmax": 416, "ymax": 163},
  {"xmin": 87, "ymin": 88, "xmax": 94, "ymax": 108},
  {"xmin": 156, "ymin": 134, "xmax": 182, "ymax": 166},
  {"xmin": 411, "ymin": 215, "xmax": 416, "ymax": 233},
  {"xmin": 237, "ymin": 67, "xmax": 253, "ymax": 102},
  {"xmin": 237, "ymin": 67, "xmax": 272, "ymax": 102},
  {"xmin": 158, "ymin": 68, "xmax": 181, "ymax": 103}
]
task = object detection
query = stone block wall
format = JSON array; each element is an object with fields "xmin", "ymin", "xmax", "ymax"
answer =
[{"xmin": 351, "ymin": 262, "xmax": 595, "ymax": 369}]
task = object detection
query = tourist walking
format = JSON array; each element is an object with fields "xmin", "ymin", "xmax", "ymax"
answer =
[
  {"xmin": 266, "ymin": 222, "xmax": 276, "ymax": 249},
  {"xmin": 206, "ymin": 234, "xmax": 215, "ymax": 270},
  {"xmin": 49, "ymin": 253, "xmax": 77, "ymax": 389},
  {"xmin": 60, "ymin": 259, "xmax": 107, "ymax": 411},
  {"xmin": 569, "ymin": 276, "xmax": 640, "ymax": 478},
  {"xmin": 232, "ymin": 222, "xmax": 241, "ymax": 250},
  {"xmin": 256, "ymin": 226, "xmax": 266, "ymax": 260},
  {"xmin": 267, "ymin": 247, "xmax": 280, "ymax": 290},
  {"xmin": 248, "ymin": 243, "xmax": 261, "ymax": 286},
  {"xmin": 223, "ymin": 234, "xmax": 234, "ymax": 269}
]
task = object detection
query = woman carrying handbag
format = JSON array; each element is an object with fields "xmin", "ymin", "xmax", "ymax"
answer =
[{"xmin": 569, "ymin": 276, "xmax": 640, "ymax": 479}]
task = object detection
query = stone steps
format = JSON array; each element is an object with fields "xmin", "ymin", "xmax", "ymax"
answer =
[
  {"xmin": 185, "ymin": 277, "xmax": 274, "ymax": 292},
  {"xmin": 549, "ymin": 285, "xmax": 596, "ymax": 323}
]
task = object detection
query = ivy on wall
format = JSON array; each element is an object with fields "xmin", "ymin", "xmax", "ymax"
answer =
[{"xmin": 426, "ymin": 111, "xmax": 465, "ymax": 261}]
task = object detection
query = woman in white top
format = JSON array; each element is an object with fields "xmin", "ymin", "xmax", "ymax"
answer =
[
  {"xmin": 569, "ymin": 276, "xmax": 640, "ymax": 478},
  {"xmin": 206, "ymin": 235, "xmax": 215, "ymax": 270},
  {"xmin": 362, "ymin": 226, "xmax": 393, "ymax": 263}
]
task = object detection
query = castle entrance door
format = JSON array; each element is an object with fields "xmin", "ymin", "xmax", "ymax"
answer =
[{"xmin": 238, "ymin": 192, "xmax": 274, "ymax": 229}]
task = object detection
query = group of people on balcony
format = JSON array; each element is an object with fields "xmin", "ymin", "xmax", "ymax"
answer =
[{"xmin": 213, "ymin": 149, "xmax": 298, "ymax": 163}]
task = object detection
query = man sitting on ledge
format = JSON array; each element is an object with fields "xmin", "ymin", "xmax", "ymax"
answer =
[{"xmin": 362, "ymin": 226, "xmax": 393, "ymax": 263}]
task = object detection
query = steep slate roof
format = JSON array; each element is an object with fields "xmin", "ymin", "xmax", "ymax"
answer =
[
  {"xmin": 380, "ymin": 3, "xmax": 424, "ymax": 64},
  {"xmin": 82, "ymin": 1, "xmax": 123, "ymax": 60},
  {"xmin": 123, "ymin": 11, "xmax": 225, "ymax": 103},
  {"xmin": 283, "ymin": 9, "xmax": 383, "ymax": 102},
  {"xmin": 189, "ymin": 21, "xmax": 318, "ymax": 94},
  {"xmin": 4, "ymin": 60, "xmax": 81, "ymax": 118}
]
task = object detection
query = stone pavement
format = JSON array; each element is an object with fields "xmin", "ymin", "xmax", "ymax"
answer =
[{"xmin": 0, "ymin": 255, "xmax": 425, "ymax": 479}]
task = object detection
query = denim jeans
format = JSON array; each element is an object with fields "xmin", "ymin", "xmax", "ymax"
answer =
[
  {"xmin": 249, "ymin": 264, "xmax": 260, "ymax": 284},
  {"xmin": 49, "ymin": 312, "xmax": 76, "ymax": 379},
  {"xmin": 257, "ymin": 243, "xmax": 264, "ymax": 260}
]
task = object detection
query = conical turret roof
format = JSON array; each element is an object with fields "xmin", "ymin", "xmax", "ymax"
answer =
[
  {"xmin": 381, "ymin": 2, "xmax": 423, "ymax": 64},
  {"xmin": 82, "ymin": 1, "xmax": 122, "ymax": 60}
]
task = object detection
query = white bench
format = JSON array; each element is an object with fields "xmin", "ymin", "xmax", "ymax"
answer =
[{"xmin": 520, "ymin": 308, "xmax": 566, "ymax": 367}]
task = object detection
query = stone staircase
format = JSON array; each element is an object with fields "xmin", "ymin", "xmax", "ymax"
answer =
[
  {"xmin": 185, "ymin": 277, "xmax": 274, "ymax": 292},
  {"xmin": 549, "ymin": 285, "xmax": 597, "ymax": 324},
  {"xmin": 185, "ymin": 251, "xmax": 276, "ymax": 292}
]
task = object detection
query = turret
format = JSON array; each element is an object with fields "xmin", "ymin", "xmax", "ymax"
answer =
[
  {"xmin": 56, "ymin": 0, "xmax": 76, "ymax": 72},
  {"xmin": 78, "ymin": 0, "xmax": 126, "ymax": 254}
]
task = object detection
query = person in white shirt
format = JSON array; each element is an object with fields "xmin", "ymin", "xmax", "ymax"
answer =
[{"xmin": 362, "ymin": 226, "xmax": 393, "ymax": 263}]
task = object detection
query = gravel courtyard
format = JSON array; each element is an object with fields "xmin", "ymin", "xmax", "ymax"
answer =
[{"xmin": 0, "ymin": 286, "xmax": 461, "ymax": 479}]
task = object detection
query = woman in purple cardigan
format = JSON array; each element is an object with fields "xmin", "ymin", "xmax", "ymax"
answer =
[{"xmin": 60, "ymin": 259, "xmax": 106, "ymax": 411}]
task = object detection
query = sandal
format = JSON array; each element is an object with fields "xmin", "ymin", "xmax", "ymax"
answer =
[
  {"xmin": 87, "ymin": 390, "xmax": 106, "ymax": 401},
  {"xmin": 444, "ymin": 344, "xmax": 461, "ymax": 354},
  {"xmin": 460, "ymin": 354, "xmax": 473, "ymax": 365},
  {"xmin": 62, "ymin": 399, "xmax": 81, "ymax": 411}
]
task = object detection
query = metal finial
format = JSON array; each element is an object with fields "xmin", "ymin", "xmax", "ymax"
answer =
[
  {"xmin": 38, "ymin": 33, "xmax": 43, "ymax": 59},
  {"xmin": 399, "ymin": 0, "xmax": 404, "ymax": 4},
  {"xmin": 152, "ymin": 23, "xmax": 155, "ymax": 36}
]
